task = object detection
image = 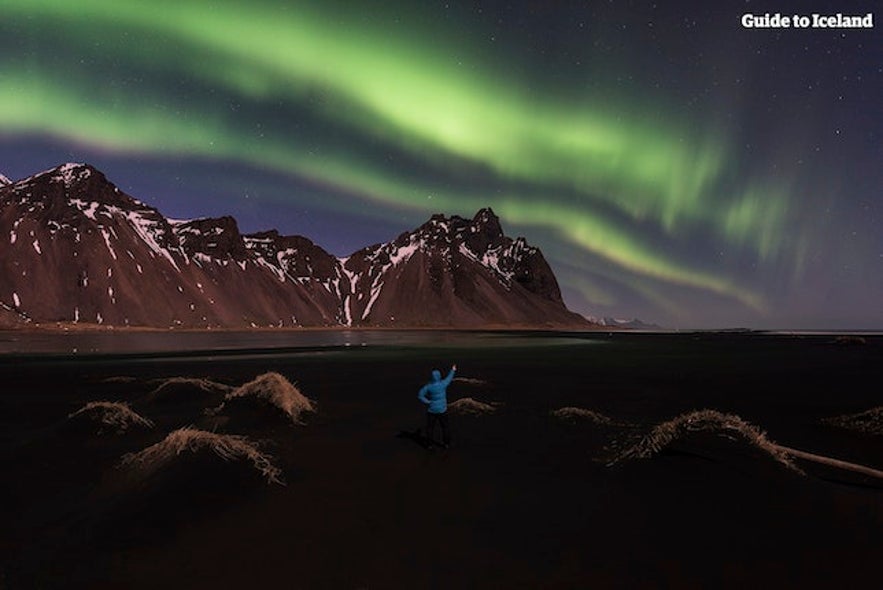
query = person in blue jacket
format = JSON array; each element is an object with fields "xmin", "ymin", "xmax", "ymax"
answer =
[{"xmin": 418, "ymin": 364, "xmax": 457, "ymax": 448}]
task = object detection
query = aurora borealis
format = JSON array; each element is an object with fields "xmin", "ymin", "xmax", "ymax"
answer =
[{"xmin": 1, "ymin": 1, "xmax": 880, "ymax": 328}]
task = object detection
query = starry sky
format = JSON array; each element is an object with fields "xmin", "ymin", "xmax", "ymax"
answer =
[{"xmin": 1, "ymin": 0, "xmax": 880, "ymax": 329}]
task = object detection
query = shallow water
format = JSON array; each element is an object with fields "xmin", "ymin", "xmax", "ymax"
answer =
[{"xmin": 0, "ymin": 329, "xmax": 606, "ymax": 356}]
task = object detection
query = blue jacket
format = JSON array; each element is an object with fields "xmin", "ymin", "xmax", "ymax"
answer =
[{"xmin": 418, "ymin": 368, "xmax": 456, "ymax": 414}]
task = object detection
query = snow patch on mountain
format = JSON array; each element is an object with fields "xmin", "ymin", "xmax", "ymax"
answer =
[
  {"xmin": 458, "ymin": 240, "xmax": 533, "ymax": 286},
  {"xmin": 362, "ymin": 278, "xmax": 384, "ymax": 320},
  {"xmin": 23, "ymin": 162, "xmax": 90, "ymax": 187},
  {"xmin": 125, "ymin": 209, "xmax": 181, "ymax": 270},
  {"xmin": 70, "ymin": 199, "xmax": 102, "ymax": 221},
  {"xmin": 70, "ymin": 196, "xmax": 183, "ymax": 271},
  {"xmin": 253, "ymin": 255, "xmax": 288, "ymax": 282},
  {"xmin": 389, "ymin": 239, "xmax": 422, "ymax": 265},
  {"xmin": 55, "ymin": 162, "xmax": 91, "ymax": 185},
  {"xmin": 100, "ymin": 228, "xmax": 118, "ymax": 260}
]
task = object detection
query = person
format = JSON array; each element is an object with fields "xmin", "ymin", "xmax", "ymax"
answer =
[{"xmin": 417, "ymin": 364, "xmax": 456, "ymax": 448}]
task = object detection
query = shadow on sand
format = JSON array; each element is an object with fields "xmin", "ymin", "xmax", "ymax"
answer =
[{"xmin": 396, "ymin": 428, "xmax": 440, "ymax": 450}]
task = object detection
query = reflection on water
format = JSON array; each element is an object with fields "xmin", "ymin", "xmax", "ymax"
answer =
[{"xmin": 0, "ymin": 329, "xmax": 605, "ymax": 356}]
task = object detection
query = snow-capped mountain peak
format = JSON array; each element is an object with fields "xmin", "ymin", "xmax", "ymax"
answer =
[
  {"xmin": 54, "ymin": 162, "xmax": 92, "ymax": 186},
  {"xmin": 0, "ymin": 163, "xmax": 591, "ymax": 329},
  {"xmin": 15, "ymin": 162, "xmax": 95, "ymax": 189}
]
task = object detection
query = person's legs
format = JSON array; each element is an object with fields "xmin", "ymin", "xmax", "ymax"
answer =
[
  {"xmin": 439, "ymin": 412, "xmax": 451, "ymax": 447},
  {"xmin": 426, "ymin": 411, "xmax": 437, "ymax": 442}
]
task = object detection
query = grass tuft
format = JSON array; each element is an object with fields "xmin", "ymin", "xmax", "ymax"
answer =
[
  {"xmin": 551, "ymin": 407, "xmax": 615, "ymax": 425},
  {"xmin": 822, "ymin": 406, "xmax": 883, "ymax": 435},
  {"xmin": 448, "ymin": 397, "xmax": 502, "ymax": 415},
  {"xmin": 120, "ymin": 426, "xmax": 283, "ymax": 485},
  {"xmin": 217, "ymin": 372, "xmax": 316, "ymax": 424},
  {"xmin": 67, "ymin": 401, "xmax": 154, "ymax": 434},
  {"xmin": 612, "ymin": 409, "xmax": 800, "ymax": 472},
  {"xmin": 148, "ymin": 377, "xmax": 233, "ymax": 400}
]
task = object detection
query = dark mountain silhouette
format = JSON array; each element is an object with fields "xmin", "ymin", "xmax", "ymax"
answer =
[{"xmin": 0, "ymin": 163, "xmax": 593, "ymax": 329}]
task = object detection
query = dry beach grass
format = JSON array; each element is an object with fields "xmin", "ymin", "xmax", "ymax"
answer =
[
  {"xmin": 822, "ymin": 406, "xmax": 883, "ymax": 436},
  {"xmin": 612, "ymin": 409, "xmax": 801, "ymax": 472},
  {"xmin": 148, "ymin": 377, "xmax": 233, "ymax": 401},
  {"xmin": 448, "ymin": 397, "xmax": 502, "ymax": 415},
  {"xmin": 120, "ymin": 426, "xmax": 284, "ymax": 485},
  {"xmin": 67, "ymin": 401, "xmax": 155, "ymax": 434},
  {"xmin": 213, "ymin": 371, "xmax": 316, "ymax": 424},
  {"xmin": 551, "ymin": 406, "xmax": 617, "ymax": 425}
]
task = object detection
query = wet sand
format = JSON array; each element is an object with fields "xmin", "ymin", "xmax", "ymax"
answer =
[{"xmin": 2, "ymin": 332, "xmax": 882, "ymax": 588}]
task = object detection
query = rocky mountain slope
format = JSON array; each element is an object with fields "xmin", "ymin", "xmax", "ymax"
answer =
[{"xmin": 0, "ymin": 163, "xmax": 592, "ymax": 329}]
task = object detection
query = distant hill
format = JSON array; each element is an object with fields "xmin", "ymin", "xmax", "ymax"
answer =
[
  {"xmin": 0, "ymin": 163, "xmax": 594, "ymax": 329},
  {"xmin": 594, "ymin": 317, "xmax": 663, "ymax": 330}
]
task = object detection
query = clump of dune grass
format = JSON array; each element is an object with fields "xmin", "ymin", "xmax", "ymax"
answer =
[
  {"xmin": 551, "ymin": 407, "xmax": 615, "ymax": 425},
  {"xmin": 120, "ymin": 426, "xmax": 283, "ymax": 485},
  {"xmin": 215, "ymin": 372, "xmax": 315, "ymax": 425},
  {"xmin": 102, "ymin": 376, "xmax": 137, "ymax": 384},
  {"xmin": 148, "ymin": 377, "xmax": 233, "ymax": 401},
  {"xmin": 832, "ymin": 335, "xmax": 867, "ymax": 346},
  {"xmin": 822, "ymin": 407, "xmax": 883, "ymax": 436},
  {"xmin": 612, "ymin": 409, "xmax": 800, "ymax": 472},
  {"xmin": 551, "ymin": 407, "xmax": 633, "ymax": 429},
  {"xmin": 448, "ymin": 397, "xmax": 502, "ymax": 416},
  {"xmin": 67, "ymin": 401, "xmax": 154, "ymax": 434}
]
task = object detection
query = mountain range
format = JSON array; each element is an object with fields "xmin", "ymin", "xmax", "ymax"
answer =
[{"xmin": 0, "ymin": 163, "xmax": 593, "ymax": 329}]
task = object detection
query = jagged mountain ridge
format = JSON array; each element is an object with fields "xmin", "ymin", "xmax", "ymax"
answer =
[
  {"xmin": 343, "ymin": 210, "xmax": 575, "ymax": 326},
  {"xmin": 0, "ymin": 163, "xmax": 591, "ymax": 329}
]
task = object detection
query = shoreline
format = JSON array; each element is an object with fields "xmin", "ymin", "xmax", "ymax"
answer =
[
  {"xmin": 0, "ymin": 321, "xmax": 614, "ymax": 334},
  {"xmin": 2, "ymin": 323, "xmax": 880, "ymax": 337}
]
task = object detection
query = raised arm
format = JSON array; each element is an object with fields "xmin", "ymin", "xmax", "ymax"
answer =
[{"xmin": 442, "ymin": 365, "xmax": 456, "ymax": 386}]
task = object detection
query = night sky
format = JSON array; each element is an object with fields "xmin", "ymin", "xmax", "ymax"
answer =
[{"xmin": 1, "ymin": 1, "xmax": 880, "ymax": 329}]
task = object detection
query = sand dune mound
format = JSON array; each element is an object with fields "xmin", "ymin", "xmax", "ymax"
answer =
[
  {"xmin": 120, "ymin": 426, "xmax": 283, "ymax": 485},
  {"xmin": 551, "ymin": 407, "xmax": 616, "ymax": 425},
  {"xmin": 823, "ymin": 407, "xmax": 883, "ymax": 435},
  {"xmin": 148, "ymin": 377, "xmax": 233, "ymax": 402},
  {"xmin": 67, "ymin": 401, "xmax": 154, "ymax": 434},
  {"xmin": 614, "ymin": 409, "xmax": 799, "ymax": 472},
  {"xmin": 103, "ymin": 427, "xmax": 284, "ymax": 544},
  {"xmin": 215, "ymin": 372, "xmax": 316, "ymax": 425},
  {"xmin": 448, "ymin": 397, "xmax": 502, "ymax": 415}
]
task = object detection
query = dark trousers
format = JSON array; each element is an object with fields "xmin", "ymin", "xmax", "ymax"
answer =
[{"xmin": 426, "ymin": 411, "xmax": 450, "ymax": 446}]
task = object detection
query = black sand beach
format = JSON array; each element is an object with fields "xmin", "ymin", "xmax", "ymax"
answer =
[{"xmin": 2, "ymin": 331, "xmax": 882, "ymax": 588}]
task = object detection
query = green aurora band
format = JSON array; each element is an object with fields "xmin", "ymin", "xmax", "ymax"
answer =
[{"xmin": 0, "ymin": 0, "xmax": 804, "ymax": 315}]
